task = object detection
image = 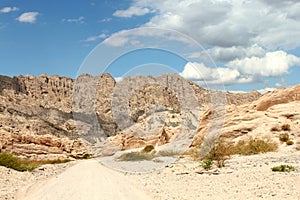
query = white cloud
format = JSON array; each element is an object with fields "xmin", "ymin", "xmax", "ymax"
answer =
[
  {"xmin": 103, "ymin": 34, "xmax": 129, "ymax": 47},
  {"xmin": 16, "ymin": 12, "xmax": 39, "ymax": 23},
  {"xmin": 102, "ymin": 27, "xmax": 195, "ymax": 47},
  {"xmin": 62, "ymin": 16, "xmax": 85, "ymax": 24},
  {"xmin": 228, "ymin": 51, "xmax": 300, "ymax": 77},
  {"xmin": 113, "ymin": 6, "xmax": 152, "ymax": 18},
  {"xmin": 118, "ymin": 0, "xmax": 300, "ymax": 50},
  {"xmin": 179, "ymin": 62, "xmax": 252, "ymax": 86},
  {"xmin": 0, "ymin": 6, "xmax": 18, "ymax": 13},
  {"xmin": 191, "ymin": 44, "xmax": 266, "ymax": 63},
  {"xmin": 85, "ymin": 33, "xmax": 107, "ymax": 42}
]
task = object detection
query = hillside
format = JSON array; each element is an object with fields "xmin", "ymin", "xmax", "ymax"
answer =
[{"xmin": 1, "ymin": 73, "xmax": 299, "ymax": 161}]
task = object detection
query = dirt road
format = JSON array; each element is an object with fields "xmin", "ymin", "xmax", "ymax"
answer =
[{"xmin": 16, "ymin": 160, "xmax": 151, "ymax": 200}]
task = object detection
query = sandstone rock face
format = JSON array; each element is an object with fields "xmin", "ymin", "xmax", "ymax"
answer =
[
  {"xmin": 0, "ymin": 72, "xmax": 279, "ymax": 160},
  {"xmin": 192, "ymin": 86, "xmax": 300, "ymax": 156},
  {"xmin": 0, "ymin": 75, "xmax": 84, "ymax": 160},
  {"xmin": 129, "ymin": 83, "xmax": 180, "ymax": 122},
  {"xmin": 188, "ymin": 81, "xmax": 261, "ymax": 106},
  {"xmin": 255, "ymin": 85, "xmax": 300, "ymax": 111}
]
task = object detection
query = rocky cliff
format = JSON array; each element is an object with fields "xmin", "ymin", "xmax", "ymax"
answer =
[{"xmin": 0, "ymin": 73, "xmax": 267, "ymax": 160}]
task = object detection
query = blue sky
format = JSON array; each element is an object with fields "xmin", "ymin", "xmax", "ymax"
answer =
[{"xmin": 1, "ymin": 0, "xmax": 300, "ymax": 92}]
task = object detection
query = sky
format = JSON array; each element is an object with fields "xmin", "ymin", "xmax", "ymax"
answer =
[{"xmin": 1, "ymin": 0, "xmax": 300, "ymax": 93}]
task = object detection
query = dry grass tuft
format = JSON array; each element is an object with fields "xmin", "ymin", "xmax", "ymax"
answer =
[{"xmin": 0, "ymin": 152, "xmax": 70, "ymax": 172}]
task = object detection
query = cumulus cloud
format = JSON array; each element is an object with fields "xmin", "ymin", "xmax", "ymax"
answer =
[
  {"xmin": 179, "ymin": 62, "xmax": 253, "ymax": 86},
  {"xmin": 16, "ymin": 12, "xmax": 39, "ymax": 23},
  {"xmin": 85, "ymin": 33, "xmax": 107, "ymax": 42},
  {"xmin": 113, "ymin": 6, "xmax": 152, "ymax": 18},
  {"xmin": 228, "ymin": 51, "xmax": 300, "ymax": 77},
  {"xmin": 117, "ymin": 0, "xmax": 300, "ymax": 50},
  {"xmin": 104, "ymin": 0, "xmax": 300, "ymax": 87},
  {"xmin": 62, "ymin": 16, "xmax": 85, "ymax": 24},
  {"xmin": 0, "ymin": 6, "xmax": 18, "ymax": 13},
  {"xmin": 102, "ymin": 27, "xmax": 194, "ymax": 47},
  {"xmin": 191, "ymin": 44, "xmax": 266, "ymax": 63}
]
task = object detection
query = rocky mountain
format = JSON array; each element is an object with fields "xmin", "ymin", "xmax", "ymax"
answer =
[{"xmin": 4, "ymin": 73, "xmax": 298, "ymax": 161}]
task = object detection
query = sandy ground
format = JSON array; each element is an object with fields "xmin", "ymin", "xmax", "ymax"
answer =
[
  {"xmin": 15, "ymin": 160, "xmax": 151, "ymax": 200},
  {"xmin": 130, "ymin": 151, "xmax": 300, "ymax": 200},
  {"xmin": 1, "ymin": 151, "xmax": 299, "ymax": 200}
]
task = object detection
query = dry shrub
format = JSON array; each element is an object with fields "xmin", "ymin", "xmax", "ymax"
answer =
[
  {"xmin": 272, "ymin": 165, "xmax": 295, "ymax": 172},
  {"xmin": 270, "ymin": 127, "xmax": 280, "ymax": 132},
  {"xmin": 233, "ymin": 138, "xmax": 278, "ymax": 155},
  {"xmin": 281, "ymin": 124, "xmax": 291, "ymax": 131},
  {"xmin": 141, "ymin": 145, "xmax": 155, "ymax": 153},
  {"xmin": 204, "ymin": 137, "xmax": 278, "ymax": 166},
  {"xmin": 279, "ymin": 133, "xmax": 289, "ymax": 142},
  {"xmin": 117, "ymin": 152, "xmax": 153, "ymax": 161},
  {"xmin": 0, "ymin": 152, "xmax": 70, "ymax": 172}
]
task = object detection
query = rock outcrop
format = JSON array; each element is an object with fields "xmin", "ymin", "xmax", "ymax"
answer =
[
  {"xmin": 191, "ymin": 86, "xmax": 300, "ymax": 155},
  {"xmin": 1, "ymin": 72, "xmax": 284, "ymax": 160}
]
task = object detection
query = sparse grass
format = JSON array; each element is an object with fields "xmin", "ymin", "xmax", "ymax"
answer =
[
  {"xmin": 272, "ymin": 165, "xmax": 295, "ymax": 172},
  {"xmin": 200, "ymin": 138, "xmax": 278, "ymax": 168},
  {"xmin": 201, "ymin": 158, "xmax": 213, "ymax": 170},
  {"xmin": 0, "ymin": 152, "xmax": 70, "ymax": 172},
  {"xmin": 232, "ymin": 138, "xmax": 278, "ymax": 155},
  {"xmin": 279, "ymin": 133, "xmax": 289, "ymax": 142},
  {"xmin": 286, "ymin": 140, "xmax": 294, "ymax": 145},
  {"xmin": 209, "ymin": 137, "xmax": 277, "ymax": 157},
  {"xmin": 281, "ymin": 124, "xmax": 291, "ymax": 131},
  {"xmin": 117, "ymin": 152, "xmax": 154, "ymax": 161}
]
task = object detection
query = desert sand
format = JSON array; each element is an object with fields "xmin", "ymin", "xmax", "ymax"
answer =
[
  {"xmin": 0, "ymin": 150, "xmax": 297, "ymax": 200},
  {"xmin": 15, "ymin": 160, "xmax": 151, "ymax": 200}
]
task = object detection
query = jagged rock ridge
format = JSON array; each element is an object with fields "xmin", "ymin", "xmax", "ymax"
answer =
[{"xmin": 0, "ymin": 73, "xmax": 265, "ymax": 159}]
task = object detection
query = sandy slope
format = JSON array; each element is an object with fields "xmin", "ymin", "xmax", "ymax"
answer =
[
  {"xmin": 131, "ymin": 151, "xmax": 300, "ymax": 200},
  {"xmin": 16, "ymin": 160, "xmax": 151, "ymax": 200}
]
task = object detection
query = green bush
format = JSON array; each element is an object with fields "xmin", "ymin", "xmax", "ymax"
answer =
[
  {"xmin": 279, "ymin": 133, "xmax": 289, "ymax": 142},
  {"xmin": 0, "ymin": 152, "xmax": 37, "ymax": 171},
  {"xmin": 272, "ymin": 165, "xmax": 295, "ymax": 172},
  {"xmin": 202, "ymin": 159, "xmax": 213, "ymax": 170}
]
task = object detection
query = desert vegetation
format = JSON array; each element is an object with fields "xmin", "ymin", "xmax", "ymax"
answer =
[
  {"xmin": 271, "ymin": 165, "xmax": 296, "ymax": 172},
  {"xmin": 187, "ymin": 137, "xmax": 278, "ymax": 168},
  {"xmin": 117, "ymin": 145, "xmax": 155, "ymax": 161},
  {"xmin": 0, "ymin": 152, "xmax": 70, "ymax": 172}
]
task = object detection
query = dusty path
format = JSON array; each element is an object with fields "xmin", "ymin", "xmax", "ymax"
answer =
[{"xmin": 16, "ymin": 160, "xmax": 151, "ymax": 200}]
